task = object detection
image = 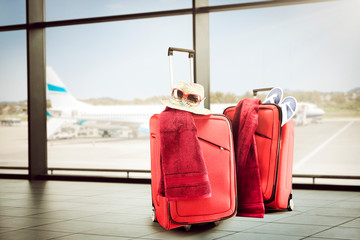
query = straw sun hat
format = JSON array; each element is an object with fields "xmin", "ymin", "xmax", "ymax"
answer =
[{"xmin": 161, "ymin": 81, "xmax": 211, "ymax": 115}]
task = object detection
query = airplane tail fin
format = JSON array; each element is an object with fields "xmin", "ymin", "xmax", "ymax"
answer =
[{"xmin": 46, "ymin": 66, "xmax": 89, "ymax": 109}]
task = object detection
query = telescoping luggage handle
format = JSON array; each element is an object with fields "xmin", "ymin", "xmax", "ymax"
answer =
[
  {"xmin": 253, "ymin": 87, "xmax": 274, "ymax": 97},
  {"xmin": 168, "ymin": 47, "xmax": 195, "ymax": 90}
]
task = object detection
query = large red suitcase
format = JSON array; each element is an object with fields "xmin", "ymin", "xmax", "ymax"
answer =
[
  {"xmin": 150, "ymin": 114, "xmax": 237, "ymax": 230},
  {"xmin": 224, "ymin": 103, "xmax": 295, "ymax": 211}
]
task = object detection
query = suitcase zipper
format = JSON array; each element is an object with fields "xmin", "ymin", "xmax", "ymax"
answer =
[
  {"xmin": 198, "ymin": 137, "xmax": 228, "ymax": 151},
  {"xmin": 255, "ymin": 132, "xmax": 271, "ymax": 140}
]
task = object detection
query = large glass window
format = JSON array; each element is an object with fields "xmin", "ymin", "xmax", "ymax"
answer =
[
  {"xmin": 0, "ymin": 0, "xmax": 25, "ymax": 26},
  {"xmin": 46, "ymin": 0, "xmax": 191, "ymax": 21},
  {"xmin": 0, "ymin": 31, "xmax": 28, "ymax": 173},
  {"xmin": 210, "ymin": 0, "xmax": 360, "ymax": 183},
  {"xmin": 46, "ymin": 16, "xmax": 192, "ymax": 176}
]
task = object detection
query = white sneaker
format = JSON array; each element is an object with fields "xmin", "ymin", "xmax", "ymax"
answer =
[
  {"xmin": 263, "ymin": 87, "xmax": 283, "ymax": 105},
  {"xmin": 279, "ymin": 96, "xmax": 297, "ymax": 126}
]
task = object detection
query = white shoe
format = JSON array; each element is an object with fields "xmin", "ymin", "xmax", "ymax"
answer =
[
  {"xmin": 263, "ymin": 87, "xmax": 283, "ymax": 105},
  {"xmin": 279, "ymin": 96, "xmax": 297, "ymax": 126}
]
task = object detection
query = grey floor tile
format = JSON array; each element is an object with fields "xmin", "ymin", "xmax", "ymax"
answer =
[
  {"xmin": 52, "ymin": 233, "xmax": 129, "ymax": 240},
  {"xmin": 290, "ymin": 205, "xmax": 318, "ymax": 213},
  {"xmin": 303, "ymin": 238, "xmax": 347, "ymax": 240},
  {"xmin": 293, "ymin": 190, "xmax": 359, "ymax": 201},
  {"xmin": 275, "ymin": 214, "xmax": 353, "ymax": 226},
  {"xmin": 236, "ymin": 210, "xmax": 300, "ymax": 223},
  {"xmin": 28, "ymin": 194, "xmax": 81, "ymax": 202},
  {"xmin": 305, "ymin": 207, "xmax": 360, "ymax": 218},
  {"xmin": 124, "ymin": 215, "xmax": 157, "ymax": 226},
  {"xmin": 292, "ymin": 199, "xmax": 336, "ymax": 208},
  {"xmin": 116, "ymin": 205, "xmax": 153, "ymax": 215},
  {"xmin": 84, "ymin": 223, "xmax": 164, "ymax": 238},
  {"xmin": 0, "ymin": 216, "xmax": 64, "ymax": 229},
  {"xmin": 0, "ymin": 180, "xmax": 359, "ymax": 240},
  {"xmin": 0, "ymin": 192, "xmax": 30, "ymax": 200},
  {"xmin": 312, "ymin": 226, "xmax": 360, "ymax": 240},
  {"xmin": 0, "ymin": 199, "xmax": 35, "ymax": 208},
  {"xmin": 29, "ymin": 220, "xmax": 103, "ymax": 233},
  {"xmin": 0, "ymin": 227, "xmax": 17, "ymax": 233},
  {"xmin": 77, "ymin": 212, "xmax": 152, "ymax": 224},
  {"xmin": 33, "ymin": 201, "xmax": 95, "ymax": 211},
  {"xmin": 339, "ymin": 218, "xmax": 360, "ymax": 228},
  {"xmin": 30, "ymin": 209, "xmax": 102, "ymax": 220},
  {"xmin": 0, "ymin": 207, "xmax": 52, "ymax": 217},
  {"xmin": 327, "ymin": 200, "xmax": 360, "ymax": 209},
  {"xmin": 346, "ymin": 194, "xmax": 360, "ymax": 202},
  {"xmin": 141, "ymin": 226, "xmax": 233, "ymax": 240},
  {"xmin": 212, "ymin": 218, "xmax": 265, "ymax": 232},
  {"xmin": 216, "ymin": 232, "xmax": 302, "ymax": 240},
  {"xmin": 244, "ymin": 222, "xmax": 329, "ymax": 237},
  {"xmin": 73, "ymin": 203, "xmax": 131, "ymax": 212},
  {"xmin": 0, "ymin": 229, "xmax": 70, "ymax": 240}
]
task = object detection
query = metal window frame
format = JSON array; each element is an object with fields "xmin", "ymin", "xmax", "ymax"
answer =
[
  {"xmin": 26, "ymin": 0, "xmax": 47, "ymax": 180},
  {"xmin": 1, "ymin": 0, "xmax": 347, "ymax": 186}
]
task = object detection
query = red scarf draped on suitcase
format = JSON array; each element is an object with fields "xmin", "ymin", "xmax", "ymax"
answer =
[
  {"xmin": 158, "ymin": 107, "xmax": 211, "ymax": 201},
  {"xmin": 233, "ymin": 98, "xmax": 265, "ymax": 218}
]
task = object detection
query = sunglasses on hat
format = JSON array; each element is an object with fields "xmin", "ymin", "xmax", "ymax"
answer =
[{"xmin": 171, "ymin": 88, "xmax": 203, "ymax": 107}]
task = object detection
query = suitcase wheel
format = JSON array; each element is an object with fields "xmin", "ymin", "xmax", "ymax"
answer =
[
  {"xmin": 287, "ymin": 194, "xmax": 295, "ymax": 211},
  {"xmin": 213, "ymin": 221, "xmax": 221, "ymax": 226},
  {"xmin": 184, "ymin": 225, "xmax": 191, "ymax": 232},
  {"xmin": 151, "ymin": 206, "xmax": 157, "ymax": 222}
]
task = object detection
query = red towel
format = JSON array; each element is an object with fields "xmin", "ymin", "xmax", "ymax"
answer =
[
  {"xmin": 158, "ymin": 107, "xmax": 211, "ymax": 201},
  {"xmin": 233, "ymin": 98, "xmax": 265, "ymax": 218}
]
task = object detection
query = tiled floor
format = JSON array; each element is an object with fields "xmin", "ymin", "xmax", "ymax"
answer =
[{"xmin": 0, "ymin": 179, "xmax": 359, "ymax": 240}]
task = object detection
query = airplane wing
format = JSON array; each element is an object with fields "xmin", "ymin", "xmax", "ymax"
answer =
[{"xmin": 74, "ymin": 118, "xmax": 146, "ymax": 130}]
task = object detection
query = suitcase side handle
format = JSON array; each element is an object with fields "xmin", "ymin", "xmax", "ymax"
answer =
[
  {"xmin": 253, "ymin": 87, "xmax": 274, "ymax": 97},
  {"xmin": 168, "ymin": 47, "xmax": 195, "ymax": 90}
]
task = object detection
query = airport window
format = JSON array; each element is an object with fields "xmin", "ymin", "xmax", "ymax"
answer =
[
  {"xmin": 46, "ymin": 16, "xmax": 192, "ymax": 176},
  {"xmin": 45, "ymin": 0, "xmax": 192, "ymax": 22},
  {"xmin": 0, "ymin": 30, "xmax": 28, "ymax": 174},
  {"xmin": 210, "ymin": 0, "xmax": 360, "ymax": 184},
  {"xmin": 0, "ymin": 0, "xmax": 25, "ymax": 26},
  {"xmin": 1, "ymin": 0, "xmax": 359, "ymax": 185}
]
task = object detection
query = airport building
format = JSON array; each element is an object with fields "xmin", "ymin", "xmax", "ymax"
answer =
[{"xmin": 0, "ymin": 0, "xmax": 359, "ymax": 239}]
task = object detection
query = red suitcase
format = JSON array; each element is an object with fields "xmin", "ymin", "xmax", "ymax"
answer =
[
  {"xmin": 150, "ymin": 113, "xmax": 237, "ymax": 230},
  {"xmin": 224, "ymin": 98, "xmax": 295, "ymax": 211}
]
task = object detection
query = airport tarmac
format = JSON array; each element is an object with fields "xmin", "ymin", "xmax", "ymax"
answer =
[{"xmin": 0, "ymin": 119, "xmax": 359, "ymax": 182}]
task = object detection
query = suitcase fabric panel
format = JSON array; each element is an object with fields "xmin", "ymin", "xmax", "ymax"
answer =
[{"xmin": 171, "ymin": 139, "xmax": 234, "ymax": 222}]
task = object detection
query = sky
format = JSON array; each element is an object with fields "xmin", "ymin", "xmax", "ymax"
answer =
[{"xmin": 0, "ymin": 0, "xmax": 360, "ymax": 102}]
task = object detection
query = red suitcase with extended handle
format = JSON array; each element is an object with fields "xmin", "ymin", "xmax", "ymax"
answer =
[{"xmin": 150, "ymin": 48, "xmax": 237, "ymax": 230}]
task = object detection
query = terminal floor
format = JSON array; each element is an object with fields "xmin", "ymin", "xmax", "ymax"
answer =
[{"xmin": 0, "ymin": 179, "xmax": 359, "ymax": 240}]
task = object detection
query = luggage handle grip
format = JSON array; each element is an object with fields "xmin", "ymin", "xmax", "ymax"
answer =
[
  {"xmin": 168, "ymin": 47, "xmax": 195, "ymax": 58},
  {"xmin": 253, "ymin": 87, "xmax": 274, "ymax": 97},
  {"xmin": 168, "ymin": 47, "xmax": 195, "ymax": 90}
]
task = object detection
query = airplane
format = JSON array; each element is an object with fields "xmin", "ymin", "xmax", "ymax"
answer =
[
  {"xmin": 293, "ymin": 102, "xmax": 325, "ymax": 126},
  {"xmin": 46, "ymin": 66, "xmax": 324, "ymax": 139},
  {"xmin": 46, "ymin": 66, "xmax": 165, "ymax": 139},
  {"xmin": 0, "ymin": 118, "xmax": 21, "ymax": 126}
]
